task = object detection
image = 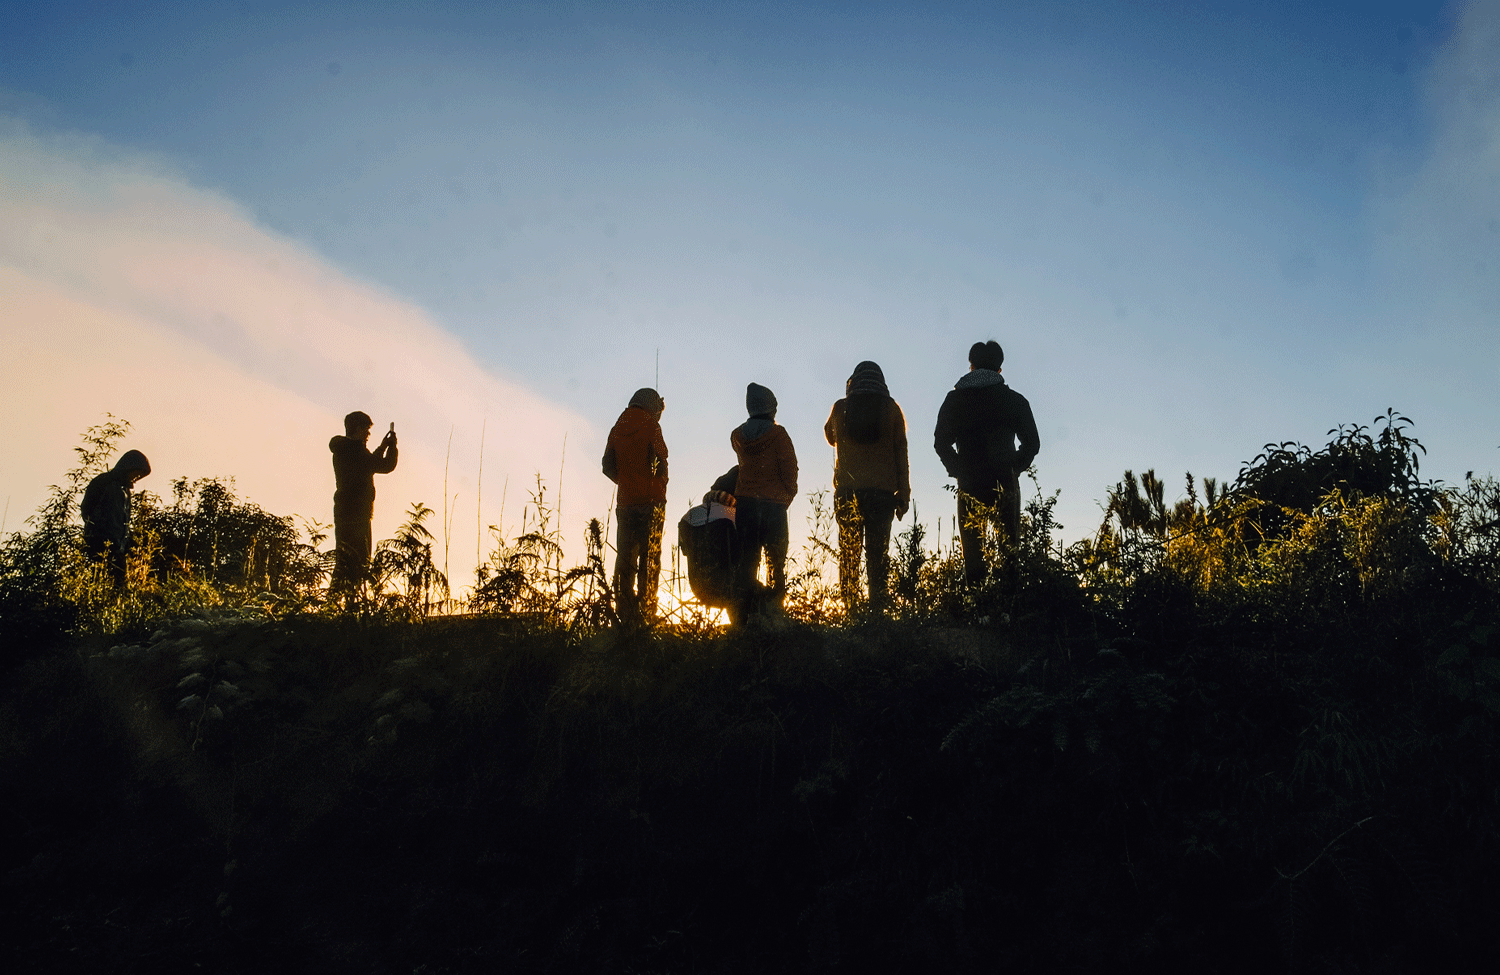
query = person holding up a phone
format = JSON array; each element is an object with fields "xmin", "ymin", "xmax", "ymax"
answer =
[{"xmin": 329, "ymin": 411, "xmax": 399, "ymax": 594}]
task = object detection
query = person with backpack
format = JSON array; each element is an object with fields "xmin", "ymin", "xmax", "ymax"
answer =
[
  {"xmin": 719, "ymin": 383, "xmax": 798, "ymax": 622},
  {"xmin": 825, "ymin": 361, "xmax": 910, "ymax": 614},
  {"xmin": 934, "ymin": 340, "xmax": 1040, "ymax": 585},
  {"xmin": 602, "ymin": 387, "xmax": 669, "ymax": 622}
]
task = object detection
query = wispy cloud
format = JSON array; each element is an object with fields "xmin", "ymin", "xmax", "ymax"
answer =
[
  {"xmin": 0, "ymin": 117, "xmax": 601, "ymax": 577},
  {"xmin": 1375, "ymin": 0, "xmax": 1500, "ymax": 339}
]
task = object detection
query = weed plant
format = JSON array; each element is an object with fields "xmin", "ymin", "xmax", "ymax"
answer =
[{"xmin": 2, "ymin": 412, "xmax": 1499, "ymax": 971}]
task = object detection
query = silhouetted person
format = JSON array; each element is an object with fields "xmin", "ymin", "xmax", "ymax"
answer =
[
  {"xmin": 721, "ymin": 383, "xmax": 798, "ymax": 623},
  {"xmin": 330, "ymin": 411, "xmax": 397, "ymax": 593},
  {"xmin": 602, "ymin": 388, "xmax": 669, "ymax": 622},
  {"xmin": 81, "ymin": 449, "xmax": 151, "ymax": 588},
  {"xmin": 934, "ymin": 341, "xmax": 1040, "ymax": 586},
  {"xmin": 679, "ymin": 483, "xmax": 737, "ymax": 611},
  {"xmin": 825, "ymin": 361, "xmax": 910, "ymax": 614}
]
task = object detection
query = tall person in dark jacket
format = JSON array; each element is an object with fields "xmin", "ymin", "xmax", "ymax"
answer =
[
  {"xmin": 934, "ymin": 341, "xmax": 1040, "ymax": 585},
  {"xmin": 602, "ymin": 388, "xmax": 669, "ymax": 622},
  {"xmin": 330, "ymin": 410, "xmax": 398, "ymax": 593},
  {"xmin": 825, "ymin": 361, "xmax": 910, "ymax": 614},
  {"xmin": 81, "ymin": 449, "xmax": 152, "ymax": 587},
  {"xmin": 723, "ymin": 383, "xmax": 798, "ymax": 622}
]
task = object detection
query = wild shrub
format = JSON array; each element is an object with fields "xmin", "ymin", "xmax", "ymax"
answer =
[
  {"xmin": 0, "ymin": 416, "xmax": 131, "ymax": 646},
  {"xmin": 469, "ymin": 476, "xmax": 613, "ymax": 630},
  {"xmin": 784, "ymin": 488, "xmax": 843, "ymax": 624},
  {"xmin": 371, "ymin": 502, "xmax": 450, "ymax": 618}
]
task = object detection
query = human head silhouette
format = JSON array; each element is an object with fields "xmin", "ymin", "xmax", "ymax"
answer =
[{"xmin": 968, "ymin": 341, "xmax": 1003, "ymax": 371}]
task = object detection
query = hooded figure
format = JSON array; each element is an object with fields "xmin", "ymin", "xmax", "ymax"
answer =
[
  {"xmin": 602, "ymin": 387, "xmax": 669, "ymax": 621},
  {"xmin": 824, "ymin": 361, "xmax": 910, "ymax": 613},
  {"xmin": 330, "ymin": 410, "xmax": 398, "ymax": 592},
  {"xmin": 933, "ymin": 341, "xmax": 1040, "ymax": 585},
  {"xmin": 81, "ymin": 449, "xmax": 151, "ymax": 587},
  {"xmin": 716, "ymin": 382, "xmax": 798, "ymax": 622}
]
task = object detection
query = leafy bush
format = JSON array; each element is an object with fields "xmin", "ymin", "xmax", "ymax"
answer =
[{"xmin": 4, "ymin": 409, "xmax": 1500, "ymax": 970}]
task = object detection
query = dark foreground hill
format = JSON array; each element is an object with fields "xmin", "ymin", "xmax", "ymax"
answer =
[{"xmin": 4, "ymin": 603, "xmax": 1498, "ymax": 974}]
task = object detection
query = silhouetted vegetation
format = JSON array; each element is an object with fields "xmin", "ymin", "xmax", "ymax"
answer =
[{"xmin": 2, "ymin": 414, "xmax": 1498, "ymax": 972}]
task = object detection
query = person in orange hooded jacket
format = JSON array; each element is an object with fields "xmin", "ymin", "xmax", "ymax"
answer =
[
  {"xmin": 713, "ymin": 382, "xmax": 797, "ymax": 622},
  {"xmin": 602, "ymin": 388, "xmax": 668, "ymax": 621}
]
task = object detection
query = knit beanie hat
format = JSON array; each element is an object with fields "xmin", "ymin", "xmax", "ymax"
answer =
[
  {"xmin": 968, "ymin": 340, "xmax": 1004, "ymax": 371},
  {"xmin": 628, "ymin": 387, "xmax": 664, "ymax": 418},
  {"xmin": 745, "ymin": 382, "xmax": 778, "ymax": 417},
  {"xmin": 845, "ymin": 360, "xmax": 890, "ymax": 398}
]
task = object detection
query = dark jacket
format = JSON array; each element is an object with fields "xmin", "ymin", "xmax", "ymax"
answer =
[
  {"xmin": 933, "ymin": 370, "xmax": 1039, "ymax": 491},
  {"xmin": 330, "ymin": 435, "xmax": 398, "ymax": 517},
  {"xmin": 81, "ymin": 449, "xmax": 152, "ymax": 547}
]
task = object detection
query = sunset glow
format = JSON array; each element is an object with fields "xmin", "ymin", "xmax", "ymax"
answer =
[{"xmin": 4, "ymin": 0, "xmax": 1497, "ymax": 603}]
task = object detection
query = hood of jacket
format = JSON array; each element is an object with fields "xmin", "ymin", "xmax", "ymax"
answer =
[
  {"xmin": 112, "ymin": 449, "xmax": 151, "ymax": 477},
  {"xmin": 735, "ymin": 418, "xmax": 778, "ymax": 444},
  {"xmin": 613, "ymin": 405, "xmax": 661, "ymax": 438},
  {"xmin": 329, "ymin": 434, "xmax": 363, "ymax": 454},
  {"xmin": 627, "ymin": 387, "xmax": 664, "ymax": 418}
]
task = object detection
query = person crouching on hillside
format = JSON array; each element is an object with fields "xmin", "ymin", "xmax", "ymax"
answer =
[
  {"xmin": 825, "ymin": 361, "xmax": 910, "ymax": 615},
  {"xmin": 724, "ymin": 382, "xmax": 798, "ymax": 622},
  {"xmin": 81, "ymin": 449, "xmax": 152, "ymax": 588},
  {"xmin": 602, "ymin": 388, "xmax": 669, "ymax": 623}
]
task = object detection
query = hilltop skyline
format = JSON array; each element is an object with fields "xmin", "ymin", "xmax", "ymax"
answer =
[{"xmin": 3, "ymin": 0, "xmax": 1496, "ymax": 589}]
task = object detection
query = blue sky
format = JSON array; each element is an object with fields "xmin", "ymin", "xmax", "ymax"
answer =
[{"xmin": 3, "ymin": 0, "xmax": 1495, "ymax": 586}]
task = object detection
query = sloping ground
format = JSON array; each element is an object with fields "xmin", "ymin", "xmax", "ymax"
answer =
[{"xmin": 2, "ymin": 608, "xmax": 1497, "ymax": 973}]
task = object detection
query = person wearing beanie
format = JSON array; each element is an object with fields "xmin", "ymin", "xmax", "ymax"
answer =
[
  {"xmin": 934, "ymin": 340, "xmax": 1040, "ymax": 585},
  {"xmin": 602, "ymin": 387, "xmax": 669, "ymax": 622},
  {"xmin": 80, "ymin": 448, "xmax": 152, "ymax": 588},
  {"xmin": 330, "ymin": 410, "xmax": 399, "ymax": 594},
  {"xmin": 824, "ymin": 360, "xmax": 910, "ymax": 614},
  {"xmin": 720, "ymin": 382, "xmax": 798, "ymax": 622}
]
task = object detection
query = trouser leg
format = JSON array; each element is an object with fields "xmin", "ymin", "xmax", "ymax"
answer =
[
  {"xmin": 636, "ymin": 505, "xmax": 665, "ymax": 618},
  {"xmin": 614, "ymin": 506, "xmax": 653, "ymax": 619},
  {"xmin": 957, "ymin": 486, "xmax": 998, "ymax": 586},
  {"xmin": 764, "ymin": 504, "xmax": 789, "ymax": 607},
  {"xmin": 858, "ymin": 490, "xmax": 896, "ymax": 612},
  {"xmin": 87, "ymin": 535, "xmax": 126, "ymax": 588},
  {"xmin": 332, "ymin": 513, "xmax": 372, "ymax": 592},
  {"xmin": 734, "ymin": 499, "xmax": 787, "ymax": 619},
  {"xmin": 835, "ymin": 492, "xmax": 863, "ymax": 609},
  {"xmin": 999, "ymin": 475, "xmax": 1022, "ymax": 548},
  {"xmin": 732, "ymin": 501, "xmax": 766, "ymax": 622}
]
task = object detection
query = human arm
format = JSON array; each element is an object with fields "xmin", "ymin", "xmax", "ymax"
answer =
[
  {"xmin": 601, "ymin": 442, "xmax": 619, "ymax": 483},
  {"xmin": 892, "ymin": 400, "xmax": 911, "ymax": 518},
  {"xmin": 651, "ymin": 422, "xmax": 668, "ymax": 484},
  {"xmin": 780, "ymin": 428, "xmax": 798, "ymax": 502},
  {"xmin": 1014, "ymin": 396, "xmax": 1040, "ymax": 473},
  {"xmin": 824, "ymin": 402, "xmax": 840, "ymax": 447},
  {"xmin": 933, "ymin": 394, "xmax": 960, "ymax": 479},
  {"xmin": 372, "ymin": 431, "xmax": 399, "ymax": 474}
]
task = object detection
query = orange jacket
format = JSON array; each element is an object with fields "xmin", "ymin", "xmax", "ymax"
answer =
[
  {"xmin": 731, "ymin": 421, "xmax": 798, "ymax": 506},
  {"xmin": 602, "ymin": 407, "xmax": 668, "ymax": 507}
]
